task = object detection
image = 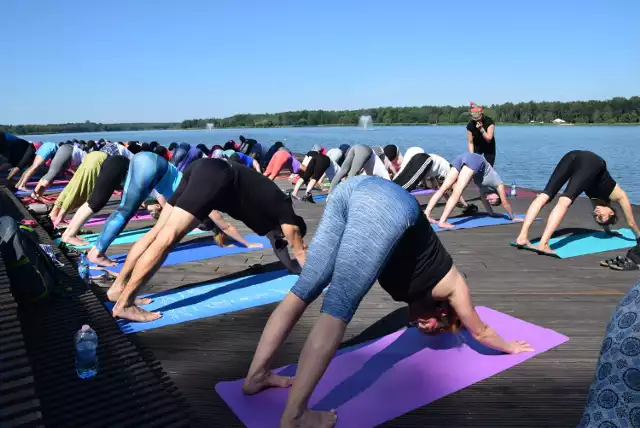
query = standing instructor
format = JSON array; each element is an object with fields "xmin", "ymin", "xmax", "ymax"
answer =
[{"xmin": 466, "ymin": 102, "xmax": 496, "ymax": 166}]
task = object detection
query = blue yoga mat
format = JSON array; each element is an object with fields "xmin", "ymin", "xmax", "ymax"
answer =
[
  {"xmin": 510, "ymin": 228, "xmax": 637, "ymax": 258},
  {"xmin": 431, "ymin": 213, "xmax": 532, "ymax": 232},
  {"xmin": 313, "ymin": 193, "xmax": 328, "ymax": 201},
  {"xmin": 14, "ymin": 184, "xmax": 67, "ymax": 195},
  {"xmin": 105, "ymin": 270, "xmax": 298, "ymax": 334},
  {"xmin": 53, "ymin": 226, "xmax": 210, "ymax": 249},
  {"xmin": 89, "ymin": 235, "xmax": 271, "ymax": 276}
]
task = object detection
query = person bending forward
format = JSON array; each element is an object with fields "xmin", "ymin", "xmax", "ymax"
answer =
[
  {"xmin": 516, "ymin": 150, "xmax": 640, "ymax": 255},
  {"xmin": 424, "ymin": 152, "xmax": 518, "ymax": 228},
  {"xmin": 107, "ymin": 158, "xmax": 308, "ymax": 323},
  {"xmin": 242, "ymin": 176, "xmax": 533, "ymax": 428}
]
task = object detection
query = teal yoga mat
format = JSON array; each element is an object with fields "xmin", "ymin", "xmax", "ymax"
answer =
[
  {"xmin": 53, "ymin": 226, "xmax": 209, "ymax": 249},
  {"xmin": 105, "ymin": 270, "xmax": 298, "ymax": 334},
  {"xmin": 509, "ymin": 228, "xmax": 637, "ymax": 258}
]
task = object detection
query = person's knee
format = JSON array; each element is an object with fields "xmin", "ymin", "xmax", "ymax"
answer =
[
  {"xmin": 319, "ymin": 296, "xmax": 356, "ymax": 324},
  {"xmin": 558, "ymin": 196, "xmax": 573, "ymax": 207}
]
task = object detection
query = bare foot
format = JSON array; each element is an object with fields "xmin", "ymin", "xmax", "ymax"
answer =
[
  {"xmin": 246, "ymin": 242, "xmax": 264, "ymax": 249},
  {"xmin": 515, "ymin": 237, "xmax": 532, "ymax": 247},
  {"xmin": 536, "ymin": 242, "xmax": 556, "ymax": 255},
  {"xmin": 280, "ymin": 409, "xmax": 337, "ymax": 428},
  {"xmin": 63, "ymin": 235, "xmax": 90, "ymax": 247},
  {"xmin": 17, "ymin": 186, "xmax": 29, "ymax": 192},
  {"xmin": 112, "ymin": 304, "xmax": 161, "ymax": 322},
  {"xmin": 437, "ymin": 221, "xmax": 455, "ymax": 229},
  {"xmin": 242, "ymin": 371, "xmax": 294, "ymax": 395},
  {"xmin": 88, "ymin": 250, "xmax": 117, "ymax": 267},
  {"xmin": 106, "ymin": 285, "xmax": 152, "ymax": 306},
  {"xmin": 427, "ymin": 216, "xmax": 438, "ymax": 224}
]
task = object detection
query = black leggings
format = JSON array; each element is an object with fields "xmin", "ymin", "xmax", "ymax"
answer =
[
  {"xmin": 542, "ymin": 150, "xmax": 609, "ymax": 201},
  {"xmin": 301, "ymin": 153, "xmax": 331, "ymax": 183},
  {"xmin": 393, "ymin": 153, "xmax": 432, "ymax": 192},
  {"xmin": 265, "ymin": 229, "xmax": 302, "ymax": 274},
  {"xmin": 87, "ymin": 156, "xmax": 130, "ymax": 212}
]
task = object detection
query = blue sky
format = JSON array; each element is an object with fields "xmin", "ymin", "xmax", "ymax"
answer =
[{"xmin": 2, "ymin": 0, "xmax": 638, "ymax": 123}]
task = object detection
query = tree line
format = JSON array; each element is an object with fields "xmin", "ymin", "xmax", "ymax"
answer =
[
  {"xmin": 181, "ymin": 97, "xmax": 639, "ymax": 128},
  {"xmin": 0, "ymin": 121, "xmax": 181, "ymax": 135},
  {"xmin": 1, "ymin": 97, "xmax": 638, "ymax": 135}
]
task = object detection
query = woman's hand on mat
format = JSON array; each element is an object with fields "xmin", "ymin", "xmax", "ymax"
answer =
[
  {"xmin": 512, "ymin": 217, "xmax": 524, "ymax": 222},
  {"xmin": 506, "ymin": 340, "xmax": 534, "ymax": 354},
  {"xmin": 427, "ymin": 216, "xmax": 438, "ymax": 225},
  {"xmin": 246, "ymin": 242, "xmax": 264, "ymax": 249}
]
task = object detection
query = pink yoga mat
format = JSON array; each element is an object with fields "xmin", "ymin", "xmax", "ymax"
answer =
[
  {"xmin": 85, "ymin": 210, "xmax": 152, "ymax": 227},
  {"xmin": 215, "ymin": 306, "xmax": 568, "ymax": 427},
  {"xmin": 26, "ymin": 179, "xmax": 69, "ymax": 186}
]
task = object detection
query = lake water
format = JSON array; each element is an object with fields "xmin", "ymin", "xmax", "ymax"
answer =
[{"xmin": 21, "ymin": 125, "xmax": 640, "ymax": 202}]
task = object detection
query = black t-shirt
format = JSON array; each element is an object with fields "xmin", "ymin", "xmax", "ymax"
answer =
[
  {"xmin": 466, "ymin": 116, "xmax": 496, "ymax": 155},
  {"xmin": 378, "ymin": 214, "xmax": 454, "ymax": 303},
  {"xmin": 203, "ymin": 159, "xmax": 303, "ymax": 236}
]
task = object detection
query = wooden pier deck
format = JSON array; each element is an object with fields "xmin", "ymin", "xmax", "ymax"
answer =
[{"xmin": 15, "ymin": 180, "xmax": 640, "ymax": 427}]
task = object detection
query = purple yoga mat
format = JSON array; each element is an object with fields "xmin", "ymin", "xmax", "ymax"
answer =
[
  {"xmin": 410, "ymin": 188, "xmax": 435, "ymax": 196},
  {"xmin": 26, "ymin": 179, "xmax": 69, "ymax": 186},
  {"xmin": 215, "ymin": 306, "xmax": 568, "ymax": 427},
  {"xmin": 85, "ymin": 210, "xmax": 152, "ymax": 227}
]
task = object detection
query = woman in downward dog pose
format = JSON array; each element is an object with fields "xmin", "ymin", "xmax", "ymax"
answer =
[
  {"xmin": 328, "ymin": 144, "xmax": 389, "ymax": 193},
  {"xmin": 14, "ymin": 141, "xmax": 59, "ymax": 192},
  {"xmin": 424, "ymin": 152, "xmax": 518, "ymax": 228},
  {"xmin": 242, "ymin": 176, "xmax": 533, "ymax": 428},
  {"xmin": 515, "ymin": 150, "xmax": 640, "ymax": 255},
  {"xmin": 32, "ymin": 142, "xmax": 86, "ymax": 200}
]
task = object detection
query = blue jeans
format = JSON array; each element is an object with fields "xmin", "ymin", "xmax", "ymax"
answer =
[
  {"xmin": 95, "ymin": 152, "xmax": 168, "ymax": 253},
  {"xmin": 290, "ymin": 176, "xmax": 420, "ymax": 323},
  {"xmin": 578, "ymin": 279, "xmax": 640, "ymax": 427}
]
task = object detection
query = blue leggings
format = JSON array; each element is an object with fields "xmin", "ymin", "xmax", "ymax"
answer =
[
  {"xmin": 578, "ymin": 279, "xmax": 640, "ymax": 427},
  {"xmin": 95, "ymin": 152, "xmax": 168, "ymax": 253},
  {"xmin": 290, "ymin": 176, "xmax": 420, "ymax": 323}
]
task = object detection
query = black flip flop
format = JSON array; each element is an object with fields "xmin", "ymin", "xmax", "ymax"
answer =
[
  {"xmin": 600, "ymin": 256, "xmax": 627, "ymax": 267},
  {"xmin": 610, "ymin": 257, "xmax": 639, "ymax": 271}
]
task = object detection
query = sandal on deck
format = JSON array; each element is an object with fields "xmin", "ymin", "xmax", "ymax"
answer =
[
  {"xmin": 610, "ymin": 257, "xmax": 639, "ymax": 271},
  {"xmin": 600, "ymin": 256, "xmax": 627, "ymax": 267}
]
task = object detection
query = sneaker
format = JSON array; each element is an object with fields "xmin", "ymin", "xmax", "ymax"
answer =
[{"xmin": 302, "ymin": 193, "xmax": 316, "ymax": 204}]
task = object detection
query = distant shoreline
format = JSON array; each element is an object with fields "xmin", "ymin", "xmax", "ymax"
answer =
[{"xmin": 11, "ymin": 122, "xmax": 639, "ymax": 136}]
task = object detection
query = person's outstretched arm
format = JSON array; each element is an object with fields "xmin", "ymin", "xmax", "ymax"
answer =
[
  {"xmin": 497, "ymin": 184, "xmax": 518, "ymax": 220},
  {"xmin": 466, "ymin": 130, "xmax": 474, "ymax": 153},
  {"xmin": 252, "ymin": 159, "xmax": 262, "ymax": 173},
  {"xmin": 208, "ymin": 210, "xmax": 263, "ymax": 248},
  {"xmin": 610, "ymin": 185, "xmax": 640, "ymax": 239}
]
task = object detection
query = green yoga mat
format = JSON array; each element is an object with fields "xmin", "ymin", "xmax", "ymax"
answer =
[
  {"xmin": 509, "ymin": 228, "xmax": 637, "ymax": 258},
  {"xmin": 53, "ymin": 227, "xmax": 210, "ymax": 249}
]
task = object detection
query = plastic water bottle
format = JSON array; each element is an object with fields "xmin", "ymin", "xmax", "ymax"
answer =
[
  {"xmin": 511, "ymin": 182, "xmax": 517, "ymax": 198},
  {"xmin": 75, "ymin": 325, "xmax": 98, "ymax": 378},
  {"xmin": 78, "ymin": 253, "xmax": 89, "ymax": 283}
]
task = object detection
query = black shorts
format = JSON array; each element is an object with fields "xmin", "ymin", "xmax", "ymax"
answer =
[
  {"xmin": 88, "ymin": 156, "xmax": 130, "ymax": 212},
  {"xmin": 302, "ymin": 153, "xmax": 331, "ymax": 183},
  {"xmin": 168, "ymin": 158, "xmax": 235, "ymax": 221},
  {"xmin": 542, "ymin": 150, "xmax": 616, "ymax": 202},
  {"xmin": 393, "ymin": 153, "xmax": 432, "ymax": 192}
]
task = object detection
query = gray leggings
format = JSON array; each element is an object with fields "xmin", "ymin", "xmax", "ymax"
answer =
[
  {"xmin": 42, "ymin": 144, "xmax": 73, "ymax": 182},
  {"xmin": 329, "ymin": 144, "xmax": 373, "ymax": 193}
]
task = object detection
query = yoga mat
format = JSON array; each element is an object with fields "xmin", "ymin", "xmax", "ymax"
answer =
[
  {"xmin": 26, "ymin": 179, "xmax": 69, "ymax": 186},
  {"xmin": 84, "ymin": 210, "xmax": 152, "ymax": 227},
  {"xmin": 509, "ymin": 228, "xmax": 637, "ymax": 259},
  {"xmin": 215, "ymin": 306, "xmax": 568, "ymax": 428},
  {"xmin": 88, "ymin": 234, "xmax": 271, "ymax": 276},
  {"xmin": 105, "ymin": 270, "xmax": 299, "ymax": 334},
  {"xmin": 14, "ymin": 184, "xmax": 67, "ymax": 195},
  {"xmin": 54, "ymin": 225, "xmax": 210, "ymax": 249},
  {"xmin": 431, "ymin": 213, "xmax": 534, "ymax": 232},
  {"xmin": 410, "ymin": 188, "xmax": 436, "ymax": 196}
]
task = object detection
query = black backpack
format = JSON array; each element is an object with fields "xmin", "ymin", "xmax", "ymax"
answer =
[{"xmin": 0, "ymin": 216, "xmax": 60, "ymax": 303}]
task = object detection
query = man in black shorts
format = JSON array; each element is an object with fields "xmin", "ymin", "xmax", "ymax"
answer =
[
  {"xmin": 516, "ymin": 150, "xmax": 640, "ymax": 255},
  {"xmin": 466, "ymin": 102, "xmax": 496, "ymax": 166},
  {"xmin": 107, "ymin": 158, "xmax": 308, "ymax": 323}
]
